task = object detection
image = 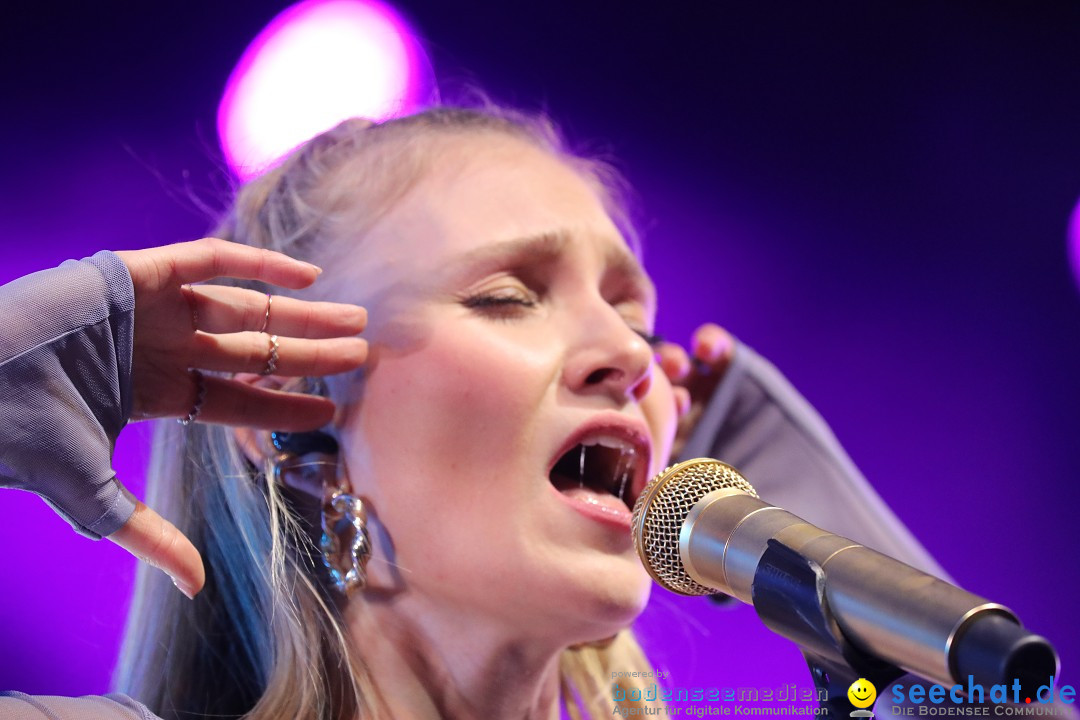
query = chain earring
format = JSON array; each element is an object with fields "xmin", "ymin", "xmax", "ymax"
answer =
[
  {"xmin": 270, "ymin": 430, "xmax": 372, "ymax": 596},
  {"xmin": 320, "ymin": 483, "xmax": 372, "ymax": 595}
]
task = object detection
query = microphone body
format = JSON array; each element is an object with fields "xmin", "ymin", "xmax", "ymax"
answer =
[{"xmin": 632, "ymin": 459, "xmax": 1058, "ymax": 693}]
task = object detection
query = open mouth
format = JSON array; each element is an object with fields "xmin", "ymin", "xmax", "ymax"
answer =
[{"xmin": 549, "ymin": 438, "xmax": 642, "ymax": 510}]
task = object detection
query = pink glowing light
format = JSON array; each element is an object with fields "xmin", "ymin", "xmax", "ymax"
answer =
[
  {"xmin": 219, "ymin": 0, "xmax": 430, "ymax": 179},
  {"xmin": 1070, "ymin": 198, "xmax": 1080, "ymax": 292}
]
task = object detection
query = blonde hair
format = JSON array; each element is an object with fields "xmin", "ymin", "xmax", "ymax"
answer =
[{"xmin": 114, "ymin": 106, "xmax": 662, "ymax": 719}]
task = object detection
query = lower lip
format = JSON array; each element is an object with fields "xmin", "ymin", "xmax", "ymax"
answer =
[{"xmin": 550, "ymin": 485, "xmax": 634, "ymax": 531}]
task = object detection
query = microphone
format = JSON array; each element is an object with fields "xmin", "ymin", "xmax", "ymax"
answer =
[{"xmin": 631, "ymin": 458, "xmax": 1059, "ymax": 695}]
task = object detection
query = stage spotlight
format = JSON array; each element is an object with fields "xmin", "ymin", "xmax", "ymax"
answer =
[
  {"xmin": 218, "ymin": 0, "xmax": 431, "ymax": 179},
  {"xmin": 1070, "ymin": 198, "xmax": 1080, "ymax": 292}
]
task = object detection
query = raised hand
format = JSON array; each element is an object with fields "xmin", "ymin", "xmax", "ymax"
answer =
[
  {"xmin": 655, "ymin": 323, "xmax": 734, "ymax": 461},
  {"xmin": 110, "ymin": 238, "xmax": 368, "ymax": 597},
  {"xmin": 117, "ymin": 237, "xmax": 367, "ymax": 429}
]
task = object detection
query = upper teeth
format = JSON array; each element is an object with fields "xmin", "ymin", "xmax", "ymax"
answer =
[{"xmin": 580, "ymin": 435, "xmax": 636, "ymax": 452}]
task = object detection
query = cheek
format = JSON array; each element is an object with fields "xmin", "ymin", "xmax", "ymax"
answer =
[
  {"xmin": 348, "ymin": 324, "xmax": 554, "ymax": 508},
  {"xmin": 342, "ymin": 324, "xmax": 562, "ymax": 593}
]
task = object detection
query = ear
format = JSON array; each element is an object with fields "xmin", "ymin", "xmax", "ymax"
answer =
[
  {"xmin": 231, "ymin": 373, "xmax": 338, "ymax": 501},
  {"xmin": 231, "ymin": 372, "xmax": 291, "ymax": 466}
]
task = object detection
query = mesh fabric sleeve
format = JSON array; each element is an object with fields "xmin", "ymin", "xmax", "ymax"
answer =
[
  {"xmin": 0, "ymin": 251, "xmax": 136, "ymax": 539},
  {"xmin": 0, "ymin": 692, "xmax": 159, "ymax": 720}
]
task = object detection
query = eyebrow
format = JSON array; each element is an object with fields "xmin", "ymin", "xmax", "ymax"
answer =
[
  {"xmin": 450, "ymin": 231, "xmax": 568, "ymax": 274},
  {"xmin": 448, "ymin": 230, "xmax": 657, "ymax": 307}
]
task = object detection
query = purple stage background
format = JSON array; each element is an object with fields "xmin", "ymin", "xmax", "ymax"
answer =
[{"xmin": 2, "ymin": 0, "xmax": 1078, "ymax": 701}]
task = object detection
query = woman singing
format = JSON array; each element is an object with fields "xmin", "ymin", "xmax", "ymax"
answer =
[{"xmin": 0, "ymin": 106, "xmax": 944, "ymax": 719}]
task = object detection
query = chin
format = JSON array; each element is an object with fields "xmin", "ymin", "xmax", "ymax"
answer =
[{"xmin": 557, "ymin": 553, "xmax": 654, "ymax": 641}]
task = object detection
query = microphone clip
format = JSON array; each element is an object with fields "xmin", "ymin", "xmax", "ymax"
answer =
[{"xmin": 752, "ymin": 538, "xmax": 904, "ymax": 720}]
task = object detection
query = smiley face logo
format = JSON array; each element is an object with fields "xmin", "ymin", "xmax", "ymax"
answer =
[{"xmin": 848, "ymin": 678, "xmax": 877, "ymax": 709}]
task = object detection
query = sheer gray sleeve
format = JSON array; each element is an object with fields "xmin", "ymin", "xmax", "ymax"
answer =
[
  {"xmin": 678, "ymin": 341, "xmax": 948, "ymax": 580},
  {"xmin": 0, "ymin": 692, "xmax": 159, "ymax": 720},
  {"xmin": 0, "ymin": 251, "xmax": 136, "ymax": 539}
]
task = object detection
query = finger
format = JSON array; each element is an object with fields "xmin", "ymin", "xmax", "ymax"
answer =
[
  {"xmin": 673, "ymin": 386, "xmax": 692, "ymax": 418},
  {"xmin": 196, "ymin": 375, "xmax": 337, "ymax": 430},
  {"xmin": 108, "ymin": 500, "xmax": 205, "ymax": 599},
  {"xmin": 126, "ymin": 237, "xmax": 322, "ymax": 290},
  {"xmin": 191, "ymin": 332, "xmax": 368, "ymax": 376},
  {"xmin": 655, "ymin": 342, "xmax": 692, "ymax": 382},
  {"xmin": 187, "ymin": 285, "xmax": 367, "ymax": 338},
  {"xmin": 691, "ymin": 323, "xmax": 734, "ymax": 365}
]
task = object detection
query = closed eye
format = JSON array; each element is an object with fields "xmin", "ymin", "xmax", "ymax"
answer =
[
  {"xmin": 634, "ymin": 330, "xmax": 664, "ymax": 348},
  {"xmin": 462, "ymin": 294, "xmax": 537, "ymax": 309},
  {"xmin": 460, "ymin": 288, "xmax": 540, "ymax": 321}
]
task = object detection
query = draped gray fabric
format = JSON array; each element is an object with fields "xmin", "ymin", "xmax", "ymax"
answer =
[{"xmin": 680, "ymin": 342, "xmax": 948, "ymax": 580}]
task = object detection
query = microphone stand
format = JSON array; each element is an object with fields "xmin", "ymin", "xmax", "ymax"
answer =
[{"xmin": 750, "ymin": 539, "xmax": 904, "ymax": 719}]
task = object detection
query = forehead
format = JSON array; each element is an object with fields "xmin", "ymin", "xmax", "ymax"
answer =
[{"xmin": 364, "ymin": 133, "xmax": 639, "ymax": 273}]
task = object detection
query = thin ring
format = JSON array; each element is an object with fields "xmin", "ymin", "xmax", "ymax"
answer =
[
  {"xmin": 177, "ymin": 370, "xmax": 206, "ymax": 426},
  {"xmin": 261, "ymin": 334, "xmax": 280, "ymax": 376},
  {"xmin": 182, "ymin": 284, "xmax": 199, "ymax": 332},
  {"xmin": 258, "ymin": 293, "xmax": 273, "ymax": 333}
]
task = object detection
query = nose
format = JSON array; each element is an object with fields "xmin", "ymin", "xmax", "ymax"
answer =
[{"xmin": 563, "ymin": 302, "xmax": 654, "ymax": 404}]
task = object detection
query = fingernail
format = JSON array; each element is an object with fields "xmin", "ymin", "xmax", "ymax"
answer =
[
  {"xmin": 715, "ymin": 335, "xmax": 733, "ymax": 361},
  {"xmin": 171, "ymin": 577, "xmax": 196, "ymax": 600},
  {"xmin": 698, "ymin": 336, "xmax": 727, "ymax": 363},
  {"xmin": 692, "ymin": 342, "xmax": 711, "ymax": 363},
  {"xmin": 678, "ymin": 391, "xmax": 692, "ymax": 417},
  {"xmin": 675, "ymin": 353, "xmax": 692, "ymax": 380},
  {"xmin": 305, "ymin": 262, "xmax": 323, "ymax": 275}
]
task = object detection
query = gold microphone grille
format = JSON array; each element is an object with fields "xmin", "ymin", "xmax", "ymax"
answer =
[{"xmin": 631, "ymin": 458, "xmax": 758, "ymax": 596}]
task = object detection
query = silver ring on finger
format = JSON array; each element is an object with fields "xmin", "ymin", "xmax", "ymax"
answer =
[
  {"xmin": 182, "ymin": 284, "xmax": 199, "ymax": 332},
  {"xmin": 261, "ymin": 334, "xmax": 280, "ymax": 375},
  {"xmin": 258, "ymin": 293, "xmax": 273, "ymax": 333}
]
